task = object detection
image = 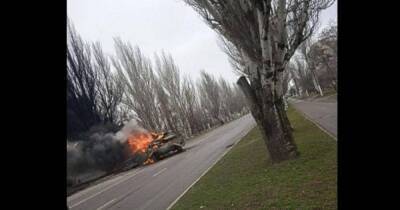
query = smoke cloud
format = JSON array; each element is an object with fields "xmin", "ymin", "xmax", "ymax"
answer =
[{"xmin": 67, "ymin": 119, "xmax": 148, "ymax": 185}]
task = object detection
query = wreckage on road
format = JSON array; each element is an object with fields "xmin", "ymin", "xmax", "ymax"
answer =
[
  {"xmin": 118, "ymin": 131, "xmax": 185, "ymax": 171},
  {"xmin": 146, "ymin": 132, "xmax": 185, "ymax": 162}
]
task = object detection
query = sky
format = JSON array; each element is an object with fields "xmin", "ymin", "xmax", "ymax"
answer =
[{"xmin": 68, "ymin": 0, "xmax": 337, "ymax": 83}]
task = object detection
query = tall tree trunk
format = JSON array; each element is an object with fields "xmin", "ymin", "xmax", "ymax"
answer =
[
  {"xmin": 309, "ymin": 68, "xmax": 324, "ymax": 96},
  {"xmin": 332, "ymin": 80, "xmax": 337, "ymax": 91},
  {"xmin": 323, "ymin": 62, "xmax": 337, "ymax": 92},
  {"xmin": 292, "ymin": 78, "xmax": 300, "ymax": 96},
  {"xmin": 276, "ymin": 97, "xmax": 294, "ymax": 132},
  {"xmin": 237, "ymin": 76, "xmax": 299, "ymax": 163}
]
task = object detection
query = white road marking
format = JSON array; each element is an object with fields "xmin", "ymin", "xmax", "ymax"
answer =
[
  {"xmin": 69, "ymin": 169, "xmax": 143, "ymax": 208},
  {"xmin": 152, "ymin": 168, "xmax": 167, "ymax": 177},
  {"xmin": 68, "ymin": 171, "xmax": 131, "ymax": 202},
  {"xmin": 166, "ymin": 122, "xmax": 255, "ymax": 210},
  {"xmin": 98, "ymin": 166, "xmax": 170, "ymax": 209},
  {"xmin": 96, "ymin": 198, "xmax": 116, "ymax": 210},
  {"xmin": 69, "ymin": 115, "xmax": 255, "ymax": 210}
]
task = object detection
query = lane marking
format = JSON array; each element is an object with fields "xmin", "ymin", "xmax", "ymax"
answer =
[
  {"xmin": 100, "ymin": 165, "xmax": 175, "ymax": 209},
  {"xmin": 166, "ymin": 123, "xmax": 255, "ymax": 210},
  {"xmin": 152, "ymin": 168, "xmax": 167, "ymax": 177},
  {"xmin": 71, "ymin": 115, "xmax": 254, "ymax": 210},
  {"xmin": 68, "ymin": 171, "xmax": 132, "ymax": 202},
  {"xmin": 96, "ymin": 198, "xmax": 116, "ymax": 210},
  {"xmin": 69, "ymin": 169, "xmax": 143, "ymax": 208}
]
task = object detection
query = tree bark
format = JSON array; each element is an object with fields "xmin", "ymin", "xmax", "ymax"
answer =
[
  {"xmin": 292, "ymin": 77, "xmax": 301, "ymax": 96},
  {"xmin": 237, "ymin": 76, "xmax": 299, "ymax": 163},
  {"xmin": 276, "ymin": 97, "xmax": 294, "ymax": 132},
  {"xmin": 332, "ymin": 80, "xmax": 337, "ymax": 91},
  {"xmin": 309, "ymin": 68, "xmax": 324, "ymax": 96}
]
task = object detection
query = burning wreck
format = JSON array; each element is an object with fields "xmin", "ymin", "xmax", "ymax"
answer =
[
  {"xmin": 116, "ymin": 131, "xmax": 185, "ymax": 171},
  {"xmin": 67, "ymin": 119, "xmax": 186, "ymax": 191}
]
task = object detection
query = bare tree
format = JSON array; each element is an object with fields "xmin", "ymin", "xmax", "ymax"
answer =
[
  {"xmin": 184, "ymin": 0, "xmax": 334, "ymax": 162},
  {"xmin": 153, "ymin": 75, "xmax": 179, "ymax": 133},
  {"xmin": 181, "ymin": 75, "xmax": 201, "ymax": 135},
  {"xmin": 197, "ymin": 70, "xmax": 224, "ymax": 125},
  {"xmin": 115, "ymin": 103, "xmax": 135, "ymax": 126},
  {"xmin": 286, "ymin": 62, "xmax": 301, "ymax": 96},
  {"xmin": 282, "ymin": 68, "xmax": 291, "ymax": 95},
  {"xmin": 310, "ymin": 22, "xmax": 337, "ymax": 90},
  {"xmin": 232, "ymin": 84, "xmax": 249, "ymax": 114},
  {"xmin": 218, "ymin": 36, "xmax": 248, "ymax": 77},
  {"xmin": 154, "ymin": 52, "xmax": 189, "ymax": 137},
  {"xmin": 67, "ymin": 21, "xmax": 102, "ymax": 138},
  {"xmin": 218, "ymin": 77, "xmax": 233, "ymax": 121},
  {"xmin": 308, "ymin": 43, "xmax": 336, "ymax": 90},
  {"xmin": 293, "ymin": 56, "xmax": 317, "ymax": 96},
  {"xmin": 319, "ymin": 20, "xmax": 337, "ymax": 47},
  {"xmin": 300, "ymin": 38, "xmax": 324, "ymax": 96},
  {"xmin": 92, "ymin": 42, "xmax": 124, "ymax": 128},
  {"xmin": 112, "ymin": 38, "xmax": 163, "ymax": 131},
  {"xmin": 68, "ymin": 21, "xmax": 128, "ymax": 139}
]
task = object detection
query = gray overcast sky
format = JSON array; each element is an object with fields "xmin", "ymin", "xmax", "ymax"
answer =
[{"xmin": 68, "ymin": 0, "xmax": 336, "ymax": 83}]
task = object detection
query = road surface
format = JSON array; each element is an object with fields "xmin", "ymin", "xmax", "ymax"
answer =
[
  {"xmin": 289, "ymin": 97, "xmax": 337, "ymax": 138},
  {"xmin": 67, "ymin": 114, "xmax": 256, "ymax": 210}
]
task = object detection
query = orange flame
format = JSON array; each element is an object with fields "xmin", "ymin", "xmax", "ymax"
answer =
[
  {"xmin": 127, "ymin": 132, "xmax": 154, "ymax": 154},
  {"xmin": 126, "ymin": 132, "xmax": 164, "ymax": 165},
  {"xmin": 143, "ymin": 158, "xmax": 155, "ymax": 165}
]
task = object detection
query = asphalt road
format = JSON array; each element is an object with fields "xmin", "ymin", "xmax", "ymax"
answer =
[
  {"xmin": 289, "ymin": 97, "xmax": 337, "ymax": 138},
  {"xmin": 67, "ymin": 114, "xmax": 256, "ymax": 210}
]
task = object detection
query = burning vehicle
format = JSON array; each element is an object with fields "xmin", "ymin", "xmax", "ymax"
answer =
[
  {"xmin": 145, "ymin": 132, "xmax": 185, "ymax": 162},
  {"xmin": 67, "ymin": 120, "xmax": 186, "ymax": 193},
  {"xmin": 118, "ymin": 131, "xmax": 185, "ymax": 170}
]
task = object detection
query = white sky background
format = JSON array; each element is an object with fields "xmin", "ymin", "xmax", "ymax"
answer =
[{"xmin": 68, "ymin": 0, "xmax": 337, "ymax": 83}]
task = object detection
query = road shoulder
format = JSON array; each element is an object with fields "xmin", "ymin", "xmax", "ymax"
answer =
[{"xmin": 171, "ymin": 107, "xmax": 337, "ymax": 209}]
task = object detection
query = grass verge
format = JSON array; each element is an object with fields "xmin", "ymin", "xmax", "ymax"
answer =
[{"xmin": 171, "ymin": 106, "xmax": 337, "ymax": 210}]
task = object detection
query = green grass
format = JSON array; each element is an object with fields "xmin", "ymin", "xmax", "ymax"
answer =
[
  {"xmin": 172, "ymin": 107, "xmax": 337, "ymax": 210},
  {"xmin": 294, "ymin": 88, "xmax": 337, "ymax": 100},
  {"xmin": 323, "ymin": 89, "xmax": 337, "ymax": 97}
]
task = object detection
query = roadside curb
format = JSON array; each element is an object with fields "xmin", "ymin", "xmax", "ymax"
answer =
[
  {"xmin": 290, "ymin": 103, "xmax": 337, "ymax": 141},
  {"xmin": 166, "ymin": 121, "xmax": 256, "ymax": 210}
]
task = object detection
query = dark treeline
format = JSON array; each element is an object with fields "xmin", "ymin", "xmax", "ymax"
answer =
[{"xmin": 67, "ymin": 21, "xmax": 248, "ymax": 142}]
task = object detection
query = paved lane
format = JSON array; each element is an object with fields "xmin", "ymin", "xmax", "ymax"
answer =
[{"xmin": 67, "ymin": 114, "xmax": 256, "ymax": 210}]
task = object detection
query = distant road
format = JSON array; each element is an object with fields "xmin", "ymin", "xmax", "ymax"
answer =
[
  {"xmin": 67, "ymin": 114, "xmax": 256, "ymax": 210},
  {"xmin": 289, "ymin": 97, "xmax": 337, "ymax": 138}
]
